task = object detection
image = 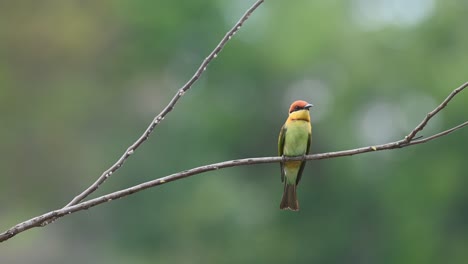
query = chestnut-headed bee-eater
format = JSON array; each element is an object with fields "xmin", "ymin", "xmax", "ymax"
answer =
[{"xmin": 278, "ymin": 100, "xmax": 313, "ymax": 211}]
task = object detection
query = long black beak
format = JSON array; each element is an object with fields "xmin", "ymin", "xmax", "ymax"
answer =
[{"xmin": 305, "ymin": 103, "xmax": 314, "ymax": 110}]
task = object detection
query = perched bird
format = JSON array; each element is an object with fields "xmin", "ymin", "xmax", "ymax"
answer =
[{"xmin": 278, "ymin": 100, "xmax": 313, "ymax": 211}]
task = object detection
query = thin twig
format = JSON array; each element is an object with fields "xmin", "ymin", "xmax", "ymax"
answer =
[
  {"xmin": 0, "ymin": 82, "xmax": 466, "ymax": 243},
  {"xmin": 405, "ymin": 81, "xmax": 468, "ymax": 142},
  {"xmin": 64, "ymin": 0, "xmax": 265, "ymax": 208},
  {"xmin": 408, "ymin": 121, "xmax": 468, "ymax": 145}
]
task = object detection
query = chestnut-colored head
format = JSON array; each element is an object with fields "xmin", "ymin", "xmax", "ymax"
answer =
[{"xmin": 289, "ymin": 100, "xmax": 313, "ymax": 113}]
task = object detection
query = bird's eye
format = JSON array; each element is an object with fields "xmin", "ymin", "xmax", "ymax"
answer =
[{"xmin": 295, "ymin": 106, "xmax": 300, "ymax": 110}]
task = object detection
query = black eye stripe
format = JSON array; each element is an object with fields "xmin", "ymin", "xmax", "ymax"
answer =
[{"xmin": 289, "ymin": 106, "xmax": 304, "ymax": 113}]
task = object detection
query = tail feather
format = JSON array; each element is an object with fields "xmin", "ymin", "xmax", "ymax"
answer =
[{"xmin": 280, "ymin": 183, "xmax": 299, "ymax": 211}]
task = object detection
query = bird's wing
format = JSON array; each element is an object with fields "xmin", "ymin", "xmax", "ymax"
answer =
[
  {"xmin": 296, "ymin": 130, "xmax": 311, "ymax": 185},
  {"xmin": 278, "ymin": 124, "xmax": 287, "ymax": 182}
]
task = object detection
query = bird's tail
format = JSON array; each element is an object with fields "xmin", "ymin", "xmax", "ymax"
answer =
[{"xmin": 280, "ymin": 183, "xmax": 299, "ymax": 211}]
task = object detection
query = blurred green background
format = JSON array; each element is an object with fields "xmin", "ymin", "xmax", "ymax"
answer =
[{"xmin": 1, "ymin": 0, "xmax": 467, "ymax": 263}]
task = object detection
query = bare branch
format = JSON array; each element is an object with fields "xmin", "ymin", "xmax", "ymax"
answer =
[
  {"xmin": 408, "ymin": 121, "xmax": 468, "ymax": 145},
  {"xmin": 0, "ymin": 82, "xmax": 466, "ymax": 243},
  {"xmin": 405, "ymin": 82, "xmax": 468, "ymax": 142},
  {"xmin": 64, "ymin": 0, "xmax": 265, "ymax": 208}
]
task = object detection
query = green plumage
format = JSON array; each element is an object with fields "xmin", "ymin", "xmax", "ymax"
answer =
[{"xmin": 279, "ymin": 121, "xmax": 311, "ymax": 184}]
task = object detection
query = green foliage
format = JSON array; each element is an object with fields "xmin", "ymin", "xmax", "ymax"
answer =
[{"xmin": 0, "ymin": 0, "xmax": 467, "ymax": 263}]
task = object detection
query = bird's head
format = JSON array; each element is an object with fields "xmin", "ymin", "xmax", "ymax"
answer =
[
  {"xmin": 288, "ymin": 100, "xmax": 313, "ymax": 113},
  {"xmin": 288, "ymin": 100, "xmax": 313, "ymax": 121}
]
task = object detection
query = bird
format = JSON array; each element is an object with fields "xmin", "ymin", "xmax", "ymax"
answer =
[{"xmin": 278, "ymin": 100, "xmax": 313, "ymax": 211}]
